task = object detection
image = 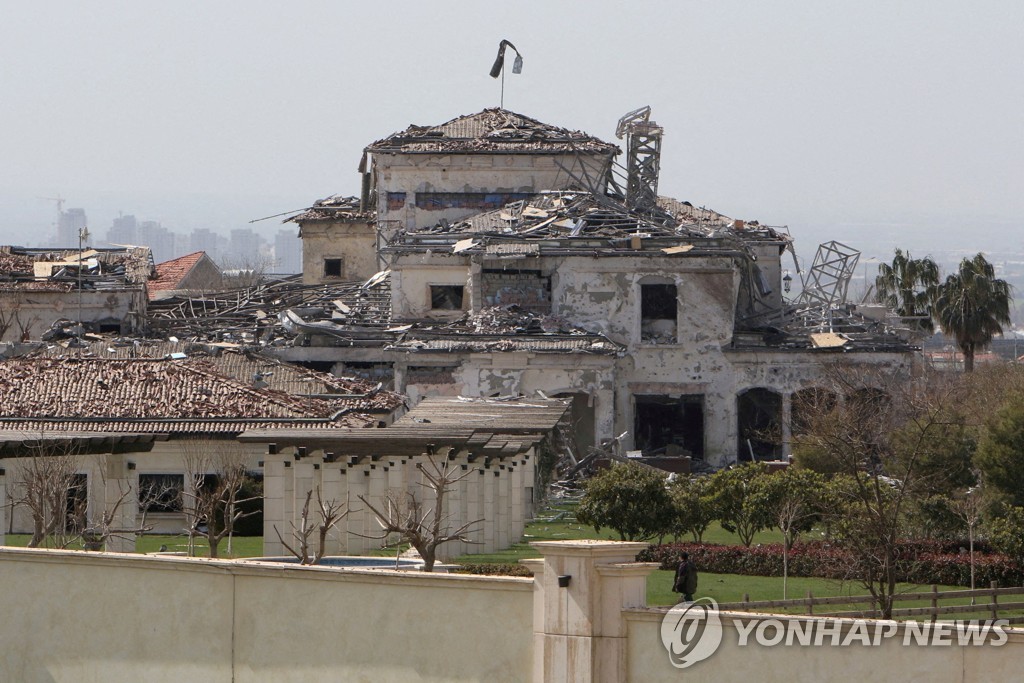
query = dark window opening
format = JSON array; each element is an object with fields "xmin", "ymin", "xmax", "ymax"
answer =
[
  {"xmin": 407, "ymin": 365, "xmax": 457, "ymax": 384},
  {"xmin": 340, "ymin": 362, "xmax": 394, "ymax": 387},
  {"xmin": 98, "ymin": 322, "xmax": 121, "ymax": 334},
  {"xmin": 386, "ymin": 192, "xmax": 407, "ymax": 210},
  {"xmin": 554, "ymin": 392, "xmax": 597, "ymax": 457},
  {"xmin": 65, "ymin": 473, "xmax": 88, "ymax": 534},
  {"xmin": 641, "ymin": 283, "xmax": 677, "ymax": 343},
  {"xmin": 415, "ymin": 192, "xmax": 534, "ymax": 211},
  {"xmin": 482, "ymin": 269, "xmax": 552, "ymax": 314},
  {"xmin": 737, "ymin": 388, "xmax": 782, "ymax": 461},
  {"xmin": 324, "ymin": 258, "xmax": 343, "ymax": 278},
  {"xmin": 138, "ymin": 474, "xmax": 185, "ymax": 513},
  {"xmin": 430, "ymin": 285, "xmax": 465, "ymax": 310},
  {"xmin": 634, "ymin": 395, "xmax": 704, "ymax": 458}
]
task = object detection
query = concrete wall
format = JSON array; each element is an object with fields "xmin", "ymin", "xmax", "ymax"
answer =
[
  {"xmin": 371, "ymin": 152, "xmax": 612, "ymax": 234},
  {"xmin": 0, "ymin": 542, "xmax": 1018, "ymax": 682},
  {"xmin": 299, "ymin": 219, "xmax": 378, "ymax": 284},
  {"xmin": 0, "ymin": 547, "xmax": 533, "ymax": 683},
  {"xmin": 0, "ymin": 287, "xmax": 147, "ymax": 342}
]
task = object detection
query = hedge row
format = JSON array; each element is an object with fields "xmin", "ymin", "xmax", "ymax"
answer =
[
  {"xmin": 638, "ymin": 542, "xmax": 1024, "ymax": 588},
  {"xmin": 453, "ymin": 562, "xmax": 534, "ymax": 577}
]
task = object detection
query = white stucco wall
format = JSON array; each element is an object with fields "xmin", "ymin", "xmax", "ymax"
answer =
[{"xmin": 0, "ymin": 547, "xmax": 534, "ymax": 683}]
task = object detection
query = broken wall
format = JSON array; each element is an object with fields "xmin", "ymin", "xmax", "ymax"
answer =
[
  {"xmin": 299, "ymin": 219, "xmax": 378, "ymax": 284},
  {"xmin": 371, "ymin": 152, "xmax": 611, "ymax": 234},
  {"xmin": 0, "ymin": 288, "xmax": 147, "ymax": 342}
]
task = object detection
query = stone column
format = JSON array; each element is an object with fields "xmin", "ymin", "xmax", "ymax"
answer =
[
  {"xmin": 319, "ymin": 461, "xmax": 344, "ymax": 556},
  {"xmin": 262, "ymin": 452, "xmax": 288, "ymax": 557},
  {"xmin": 101, "ymin": 454, "xmax": 136, "ymax": 553},
  {"xmin": 346, "ymin": 462, "xmax": 370, "ymax": 555},
  {"xmin": 781, "ymin": 391, "xmax": 793, "ymax": 460},
  {"xmin": 528, "ymin": 540, "xmax": 658, "ymax": 683},
  {"xmin": 0, "ymin": 464, "xmax": 7, "ymax": 546},
  {"xmin": 482, "ymin": 464, "xmax": 497, "ymax": 553},
  {"xmin": 496, "ymin": 464, "xmax": 510, "ymax": 551}
]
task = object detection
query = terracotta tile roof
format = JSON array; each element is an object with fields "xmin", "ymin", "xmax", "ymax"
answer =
[
  {"xmin": 365, "ymin": 108, "xmax": 619, "ymax": 155},
  {"xmin": 149, "ymin": 251, "xmax": 206, "ymax": 299},
  {"xmin": 0, "ymin": 357, "xmax": 384, "ymax": 433},
  {"xmin": 25, "ymin": 343, "xmax": 406, "ymax": 413}
]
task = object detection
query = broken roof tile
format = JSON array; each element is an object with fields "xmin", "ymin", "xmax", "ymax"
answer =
[{"xmin": 365, "ymin": 108, "xmax": 619, "ymax": 155}]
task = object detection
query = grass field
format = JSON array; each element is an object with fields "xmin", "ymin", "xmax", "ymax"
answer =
[{"xmin": 3, "ymin": 533, "xmax": 264, "ymax": 558}]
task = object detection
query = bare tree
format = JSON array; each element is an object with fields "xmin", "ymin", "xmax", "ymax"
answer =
[
  {"xmin": 79, "ymin": 457, "xmax": 180, "ymax": 551},
  {"xmin": 274, "ymin": 487, "xmax": 349, "ymax": 565},
  {"xmin": 182, "ymin": 440, "xmax": 259, "ymax": 558},
  {"xmin": 10, "ymin": 436, "xmax": 82, "ymax": 548},
  {"xmin": 358, "ymin": 452, "xmax": 482, "ymax": 571}
]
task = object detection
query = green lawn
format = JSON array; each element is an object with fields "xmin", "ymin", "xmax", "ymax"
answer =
[
  {"xmin": 3, "ymin": 533, "xmax": 264, "ymax": 558},
  {"xmin": 454, "ymin": 503, "xmax": 785, "ymax": 565}
]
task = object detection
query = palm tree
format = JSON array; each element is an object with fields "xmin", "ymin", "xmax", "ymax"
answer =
[
  {"xmin": 934, "ymin": 253, "xmax": 1012, "ymax": 372},
  {"xmin": 874, "ymin": 249, "xmax": 940, "ymax": 334}
]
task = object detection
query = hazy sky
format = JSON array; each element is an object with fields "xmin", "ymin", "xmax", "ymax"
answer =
[{"xmin": 1, "ymin": 1, "xmax": 1021, "ymax": 257}]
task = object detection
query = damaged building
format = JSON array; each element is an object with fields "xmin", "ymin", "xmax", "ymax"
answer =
[
  {"xmin": 0, "ymin": 245, "xmax": 154, "ymax": 342},
  {"xmin": 273, "ymin": 106, "xmax": 914, "ymax": 466}
]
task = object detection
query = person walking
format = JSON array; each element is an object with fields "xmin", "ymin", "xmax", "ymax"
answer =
[{"xmin": 673, "ymin": 551, "xmax": 698, "ymax": 602}]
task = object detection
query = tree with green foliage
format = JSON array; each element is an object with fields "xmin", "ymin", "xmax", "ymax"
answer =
[
  {"xmin": 576, "ymin": 462, "xmax": 673, "ymax": 541},
  {"xmin": 934, "ymin": 253, "xmax": 1012, "ymax": 373},
  {"xmin": 975, "ymin": 395, "xmax": 1024, "ymax": 506},
  {"xmin": 874, "ymin": 249, "xmax": 940, "ymax": 334},
  {"xmin": 707, "ymin": 463, "xmax": 772, "ymax": 547},
  {"xmin": 667, "ymin": 475, "xmax": 716, "ymax": 542},
  {"xmin": 752, "ymin": 467, "xmax": 826, "ymax": 598},
  {"xmin": 987, "ymin": 506, "xmax": 1024, "ymax": 565},
  {"xmin": 790, "ymin": 363, "xmax": 967, "ymax": 618}
]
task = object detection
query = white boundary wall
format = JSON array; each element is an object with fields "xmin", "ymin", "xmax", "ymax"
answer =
[{"xmin": 1, "ymin": 542, "xmax": 1023, "ymax": 682}]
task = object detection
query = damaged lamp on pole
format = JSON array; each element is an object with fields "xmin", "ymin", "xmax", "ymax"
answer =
[
  {"xmin": 489, "ymin": 39, "xmax": 523, "ymax": 109},
  {"xmin": 783, "ymin": 270, "xmax": 793, "ymax": 294},
  {"xmin": 77, "ymin": 225, "xmax": 90, "ymax": 345}
]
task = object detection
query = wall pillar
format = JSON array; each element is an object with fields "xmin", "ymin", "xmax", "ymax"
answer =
[
  {"xmin": 528, "ymin": 540, "xmax": 657, "ymax": 683},
  {"xmin": 0, "ymin": 465, "xmax": 7, "ymax": 546},
  {"xmin": 781, "ymin": 391, "xmax": 793, "ymax": 459},
  {"xmin": 262, "ymin": 453, "xmax": 289, "ymax": 556},
  {"xmin": 101, "ymin": 454, "xmax": 136, "ymax": 553}
]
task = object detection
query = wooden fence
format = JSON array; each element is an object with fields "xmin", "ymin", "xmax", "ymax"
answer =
[{"xmin": 718, "ymin": 581, "xmax": 1024, "ymax": 623}]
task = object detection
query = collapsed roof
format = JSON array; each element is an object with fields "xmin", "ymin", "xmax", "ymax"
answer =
[
  {"xmin": 286, "ymin": 195, "xmax": 375, "ymax": 224},
  {"xmin": 384, "ymin": 190, "xmax": 788, "ymax": 254},
  {"xmin": 0, "ymin": 245, "xmax": 154, "ymax": 291},
  {"xmin": 365, "ymin": 108, "xmax": 620, "ymax": 156}
]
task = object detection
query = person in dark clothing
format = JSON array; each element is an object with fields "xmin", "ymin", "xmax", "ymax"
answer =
[{"xmin": 672, "ymin": 551, "xmax": 698, "ymax": 602}]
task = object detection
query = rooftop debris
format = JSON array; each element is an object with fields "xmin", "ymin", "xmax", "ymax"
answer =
[
  {"xmin": 366, "ymin": 108, "xmax": 620, "ymax": 155},
  {"xmin": 285, "ymin": 195, "xmax": 375, "ymax": 223},
  {"xmin": 0, "ymin": 245, "xmax": 154, "ymax": 291},
  {"xmin": 146, "ymin": 274, "xmax": 392, "ymax": 344},
  {"xmin": 384, "ymin": 191, "xmax": 788, "ymax": 252}
]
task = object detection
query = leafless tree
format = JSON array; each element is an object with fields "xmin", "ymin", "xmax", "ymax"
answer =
[
  {"xmin": 10, "ymin": 436, "xmax": 82, "ymax": 548},
  {"xmin": 274, "ymin": 487, "xmax": 349, "ymax": 565},
  {"xmin": 182, "ymin": 440, "xmax": 259, "ymax": 558},
  {"xmin": 358, "ymin": 452, "xmax": 482, "ymax": 571},
  {"xmin": 79, "ymin": 457, "xmax": 181, "ymax": 551}
]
